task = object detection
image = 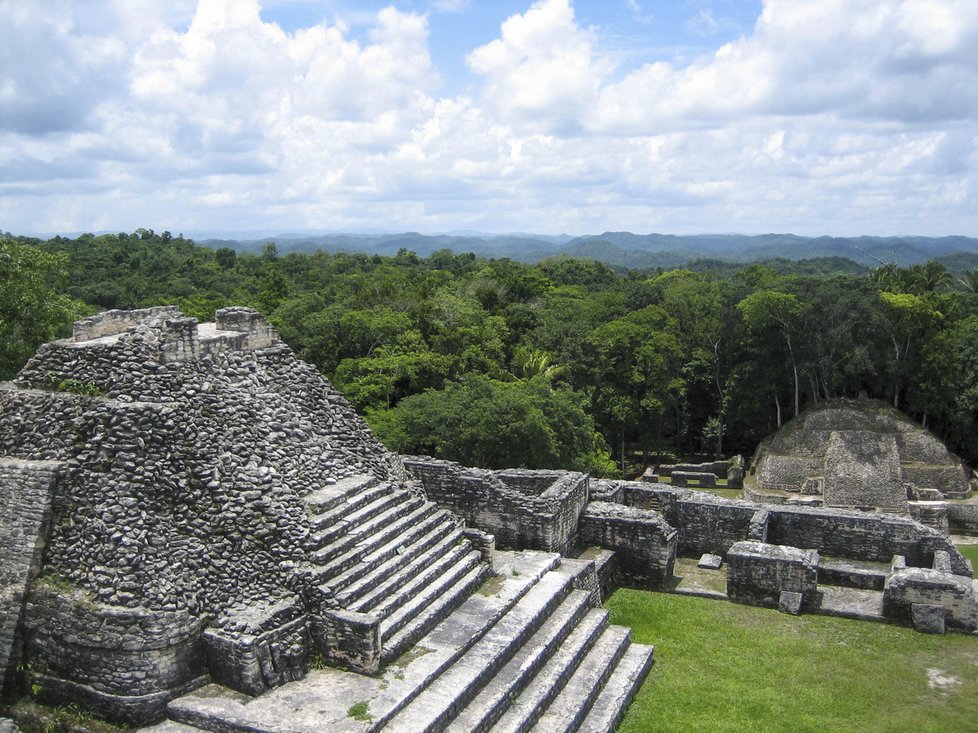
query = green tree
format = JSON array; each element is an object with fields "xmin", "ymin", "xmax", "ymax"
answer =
[
  {"xmin": 737, "ymin": 290, "xmax": 803, "ymax": 419},
  {"xmin": 369, "ymin": 374, "xmax": 614, "ymax": 474},
  {"xmin": 0, "ymin": 237, "xmax": 88, "ymax": 378}
]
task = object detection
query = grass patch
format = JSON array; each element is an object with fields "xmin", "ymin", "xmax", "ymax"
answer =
[
  {"xmin": 390, "ymin": 644, "xmax": 433, "ymax": 669},
  {"xmin": 670, "ymin": 557, "xmax": 728, "ymax": 594},
  {"xmin": 347, "ymin": 701, "xmax": 372, "ymax": 722},
  {"xmin": 476, "ymin": 574, "xmax": 505, "ymax": 597},
  {"xmin": 607, "ymin": 589, "xmax": 978, "ymax": 733},
  {"xmin": 955, "ymin": 543, "xmax": 978, "ymax": 568},
  {"xmin": 7, "ymin": 699, "xmax": 131, "ymax": 733}
]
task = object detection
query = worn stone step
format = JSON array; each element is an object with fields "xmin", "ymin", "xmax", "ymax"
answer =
[
  {"xmin": 446, "ymin": 590, "xmax": 592, "ymax": 733},
  {"xmin": 350, "ymin": 537, "xmax": 474, "ymax": 614},
  {"xmin": 308, "ymin": 488, "xmax": 413, "ymax": 548},
  {"xmin": 489, "ymin": 608, "xmax": 609, "ymax": 733},
  {"xmin": 302, "ymin": 473, "xmax": 378, "ymax": 514},
  {"xmin": 382, "ymin": 571, "xmax": 578, "ymax": 733},
  {"xmin": 327, "ymin": 510, "xmax": 460, "ymax": 598},
  {"xmin": 381, "ymin": 562, "xmax": 494, "ymax": 667},
  {"xmin": 578, "ymin": 643, "xmax": 655, "ymax": 733},
  {"xmin": 382, "ymin": 551, "xmax": 484, "ymax": 635},
  {"xmin": 529, "ymin": 626, "xmax": 631, "ymax": 733},
  {"xmin": 310, "ymin": 497, "xmax": 431, "ymax": 565},
  {"xmin": 307, "ymin": 482, "xmax": 393, "ymax": 533}
]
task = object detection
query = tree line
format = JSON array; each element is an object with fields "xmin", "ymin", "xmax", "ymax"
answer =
[{"xmin": 3, "ymin": 230, "xmax": 978, "ymax": 476}]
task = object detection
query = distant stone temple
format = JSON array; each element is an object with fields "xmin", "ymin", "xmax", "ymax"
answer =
[
  {"xmin": 745, "ymin": 398, "xmax": 974, "ymax": 528},
  {"xmin": 1, "ymin": 309, "xmax": 976, "ymax": 733}
]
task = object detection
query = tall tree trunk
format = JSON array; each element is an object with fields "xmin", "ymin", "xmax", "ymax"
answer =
[
  {"xmin": 620, "ymin": 431, "xmax": 626, "ymax": 477},
  {"xmin": 792, "ymin": 361, "xmax": 800, "ymax": 417},
  {"xmin": 775, "ymin": 394, "xmax": 782, "ymax": 428}
]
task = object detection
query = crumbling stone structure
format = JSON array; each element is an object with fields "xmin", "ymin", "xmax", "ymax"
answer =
[
  {"xmin": 0, "ymin": 308, "xmax": 653, "ymax": 731},
  {"xmin": 746, "ymin": 399, "xmax": 974, "ymax": 523}
]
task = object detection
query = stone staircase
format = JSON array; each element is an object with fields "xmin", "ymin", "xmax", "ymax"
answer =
[
  {"xmin": 299, "ymin": 475, "xmax": 493, "ymax": 671},
  {"xmin": 161, "ymin": 551, "xmax": 653, "ymax": 733},
  {"xmin": 377, "ymin": 558, "xmax": 653, "ymax": 733}
]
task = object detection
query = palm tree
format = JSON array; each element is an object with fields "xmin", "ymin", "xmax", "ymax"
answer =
[
  {"xmin": 510, "ymin": 347, "xmax": 569, "ymax": 382},
  {"xmin": 907, "ymin": 261, "xmax": 953, "ymax": 293},
  {"xmin": 958, "ymin": 268, "xmax": 978, "ymax": 293}
]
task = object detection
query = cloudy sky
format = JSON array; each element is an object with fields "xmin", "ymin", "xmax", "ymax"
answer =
[{"xmin": 2, "ymin": 0, "xmax": 977, "ymax": 237}]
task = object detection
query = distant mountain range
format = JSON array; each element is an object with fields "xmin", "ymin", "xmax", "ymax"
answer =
[{"xmin": 197, "ymin": 231, "xmax": 978, "ymax": 272}]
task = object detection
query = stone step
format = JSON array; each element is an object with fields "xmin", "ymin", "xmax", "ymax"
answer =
[
  {"xmin": 445, "ymin": 591, "xmax": 592, "ymax": 733},
  {"xmin": 381, "ymin": 571, "xmax": 578, "ymax": 733},
  {"xmin": 307, "ymin": 483, "xmax": 394, "ymax": 533},
  {"xmin": 382, "ymin": 550, "xmax": 485, "ymax": 637},
  {"xmin": 381, "ymin": 561, "xmax": 494, "ymax": 668},
  {"xmin": 302, "ymin": 473, "xmax": 378, "ymax": 514},
  {"xmin": 351, "ymin": 537, "xmax": 475, "ymax": 615},
  {"xmin": 164, "ymin": 552, "xmax": 564, "ymax": 733},
  {"xmin": 310, "ymin": 497, "xmax": 432, "ymax": 565},
  {"xmin": 488, "ymin": 609, "xmax": 609, "ymax": 733},
  {"xmin": 578, "ymin": 643, "xmax": 655, "ymax": 733},
  {"xmin": 327, "ymin": 510, "xmax": 461, "ymax": 598},
  {"xmin": 529, "ymin": 626, "xmax": 631, "ymax": 733},
  {"xmin": 308, "ymin": 488, "xmax": 414, "ymax": 549}
]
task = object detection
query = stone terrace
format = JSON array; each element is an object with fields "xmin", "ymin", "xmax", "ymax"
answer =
[{"xmin": 0, "ymin": 307, "xmax": 653, "ymax": 731}]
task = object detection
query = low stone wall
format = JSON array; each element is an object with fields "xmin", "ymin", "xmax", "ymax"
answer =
[
  {"xmin": 23, "ymin": 583, "xmax": 206, "ymax": 724},
  {"xmin": 726, "ymin": 541, "xmax": 819, "ymax": 611},
  {"xmin": 611, "ymin": 481, "xmax": 971, "ymax": 577},
  {"xmin": 947, "ymin": 501, "xmax": 978, "ymax": 535},
  {"xmin": 577, "ymin": 502, "xmax": 677, "ymax": 589},
  {"xmin": 204, "ymin": 597, "xmax": 309, "ymax": 695},
  {"xmin": 657, "ymin": 461, "xmax": 729, "ymax": 478},
  {"xmin": 626, "ymin": 485, "xmax": 757, "ymax": 557},
  {"xmin": 764, "ymin": 505, "xmax": 970, "ymax": 575},
  {"xmin": 0, "ymin": 459, "xmax": 60, "ymax": 700},
  {"xmin": 883, "ymin": 568, "xmax": 978, "ymax": 633},
  {"xmin": 402, "ymin": 458, "xmax": 588, "ymax": 555}
]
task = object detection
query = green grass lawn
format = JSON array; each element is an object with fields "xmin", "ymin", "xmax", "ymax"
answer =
[
  {"xmin": 607, "ymin": 590, "xmax": 978, "ymax": 733},
  {"xmin": 956, "ymin": 543, "xmax": 978, "ymax": 567}
]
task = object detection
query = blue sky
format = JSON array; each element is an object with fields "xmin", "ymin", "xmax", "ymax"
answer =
[{"xmin": 1, "ymin": 0, "xmax": 976, "ymax": 238}]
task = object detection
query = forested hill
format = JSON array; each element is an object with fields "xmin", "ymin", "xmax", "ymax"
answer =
[
  {"xmin": 4, "ymin": 229, "xmax": 978, "ymax": 479},
  {"xmin": 197, "ymin": 231, "xmax": 978, "ymax": 271}
]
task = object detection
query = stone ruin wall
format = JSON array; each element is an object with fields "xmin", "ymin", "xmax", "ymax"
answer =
[
  {"xmin": 402, "ymin": 457, "xmax": 588, "ymax": 555},
  {"xmin": 618, "ymin": 482, "xmax": 970, "ymax": 575},
  {"xmin": 0, "ymin": 307, "xmax": 414, "ymax": 720}
]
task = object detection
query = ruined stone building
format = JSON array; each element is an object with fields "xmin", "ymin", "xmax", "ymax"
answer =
[{"xmin": 1, "ymin": 307, "xmax": 976, "ymax": 733}]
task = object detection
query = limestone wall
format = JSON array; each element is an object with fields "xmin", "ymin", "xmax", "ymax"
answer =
[
  {"xmin": 578, "ymin": 502, "xmax": 677, "ymax": 589},
  {"xmin": 24, "ymin": 583, "xmax": 206, "ymax": 723},
  {"xmin": 0, "ymin": 459, "xmax": 59, "ymax": 700},
  {"xmin": 726, "ymin": 541, "xmax": 819, "ymax": 610},
  {"xmin": 402, "ymin": 458, "xmax": 587, "ymax": 554},
  {"xmin": 764, "ymin": 506, "xmax": 969, "ymax": 574}
]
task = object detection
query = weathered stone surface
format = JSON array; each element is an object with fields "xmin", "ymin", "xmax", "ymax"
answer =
[
  {"xmin": 0, "ymin": 459, "xmax": 59, "ymax": 700},
  {"xmin": 0, "ymin": 308, "xmax": 439, "ymax": 722},
  {"xmin": 748, "ymin": 398, "xmax": 972, "ymax": 505},
  {"xmin": 726, "ymin": 541, "xmax": 819, "ymax": 611},
  {"xmin": 823, "ymin": 430, "xmax": 906, "ymax": 511},
  {"xmin": 0, "ymin": 717, "xmax": 21, "ymax": 733},
  {"xmin": 911, "ymin": 603, "xmax": 946, "ymax": 634},
  {"xmin": 403, "ymin": 457, "xmax": 588, "ymax": 555},
  {"xmin": 884, "ymin": 568, "xmax": 978, "ymax": 632},
  {"xmin": 698, "ymin": 554, "xmax": 723, "ymax": 570},
  {"xmin": 578, "ymin": 502, "xmax": 677, "ymax": 589},
  {"xmin": 778, "ymin": 591, "xmax": 803, "ymax": 615}
]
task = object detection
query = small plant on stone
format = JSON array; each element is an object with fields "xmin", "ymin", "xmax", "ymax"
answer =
[
  {"xmin": 309, "ymin": 652, "xmax": 329, "ymax": 671},
  {"xmin": 347, "ymin": 701, "xmax": 372, "ymax": 722}
]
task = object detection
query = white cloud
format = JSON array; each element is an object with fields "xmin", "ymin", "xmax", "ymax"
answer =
[
  {"xmin": 466, "ymin": 0, "xmax": 609, "ymax": 133},
  {"xmin": 0, "ymin": 0, "xmax": 977, "ymax": 236}
]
